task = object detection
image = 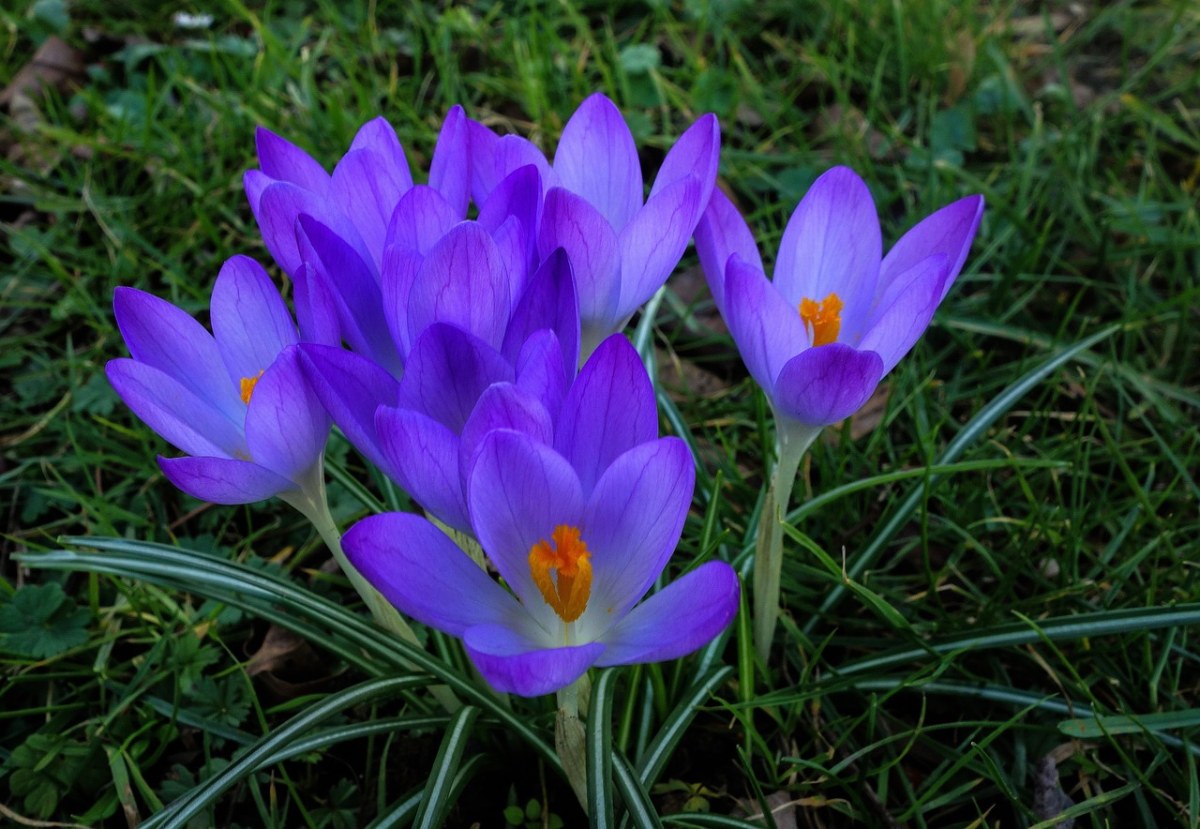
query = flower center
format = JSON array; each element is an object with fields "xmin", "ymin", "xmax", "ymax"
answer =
[
  {"xmin": 799, "ymin": 292, "xmax": 843, "ymax": 347},
  {"xmin": 528, "ymin": 524, "xmax": 592, "ymax": 623},
  {"xmin": 239, "ymin": 370, "xmax": 265, "ymax": 405}
]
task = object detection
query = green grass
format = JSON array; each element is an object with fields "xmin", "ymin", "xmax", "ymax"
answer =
[{"xmin": 2, "ymin": 0, "xmax": 1199, "ymax": 826}]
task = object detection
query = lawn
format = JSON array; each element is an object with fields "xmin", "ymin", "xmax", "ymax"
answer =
[{"xmin": 2, "ymin": 0, "xmax": 1199, "ymax": 826}]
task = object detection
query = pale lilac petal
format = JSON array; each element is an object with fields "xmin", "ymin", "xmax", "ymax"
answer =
[
  {"xmin": 577, "ymin": 438, "xmax": 694, "ymax": 635},
  {"xmin": 244, "ymin": 347, "xmax": 330, "ymax": 482},
  {"xmin": 491, "ymin": 215, "xmax": 533, "ymax": 304},
  {"xmin": 384, "ymin": 185, "xmax": 459, "ymax": 256},
  {"xmin": 107, "ymin": 359, "xmax": 244, "ymax": 458},
  {"xmin": 331, "ymin": 148, "xmax": 409, "ymax": 267},
  {"xmin": 615, "ymin": 174, "xmax": 702, "ymax": 320},
  {"xmin": 881, "ymin": 194, "xmax": 984, "ymax": 303},
  {"xmin": 477, "ymin": 164, "xmax": 542, "ymax": 239},
  {"xmin": 553, "ymin": 93, "xmax": 643, "ymax": 231},
  {"xmin": 374, "ymin": 407, "xmax": 470, "ymax": 532},
  {"xmin": 858, "ymin": 254, "xmax": 949, "ymax": 373},
  {"xmin": 595, "ymin": 562, "xmax": 739, "ymax": 666},
  {"xmin": 343, "ymin": 513, "xmax": 526, "ymax": 635},
  {"xmin": 293, "ymin": 263, "xmax": 341, "ymax": 347},
  {"xmin": 773, "ymin": 166, "xmax": 881, "ymax": 329},
  {"xmin": 112, "ymin": 287, "xmax": 242, "ymax": 419},
  {"xmin": 464, "ymin": 625, "xmax": 603, "ymax": 697},
  {"xmin": 159, "ymin": 455, "xmax": 294, "ymax": 504},
  {"xmin": 469, "ymin": 430, "xmax": 584, "ymax": 626},
  {"xmin": 693, "ymin": 187, "xmax": 762, "ymax": 317},
  {"xmin": 466, "ymin": 118, "xmax": 503, "ymax": 203},
  {"xmin": 348, "ymin": 116, "xmax": 413, "ymax": 191},
  {"xmin": 210, "ymin": 255, "xmax": 298, "ymax": 384},
  {"xmin": 539, "ymin": 188, "xmax": 619, "ymax": 337},
  {"xmin": 298, "ymin": 344, "xmax": 402, "ymax": 475},
  {"xmin": 255, "ymin": 126, "xmax": 330, "ymax": 195},
  {"xmin": 772, "ymin": 344, "xmax": 884, "ymax": 427},
  {"xmin": 399, "ymin": 323, "xmax": 514, "ymax": 432},
  {"xmin": 297, "ymin": 215, "xmax": 401, "ymax": 374},
  {"xmin": 722, "ymin": 257, "xmax": 807, "ymax": 395},
  {"xmin": 458, "ymin": 383, "xmax": 554, "ymax": 489},
  {"xmin": 406, "ymin": 223, "xmax": 510, "ymax": 351},
  {"xmin": 503, "ymin": 247, "xmax": 580, "ymax": 375},
  {"xmin": 257, "ymin": 181, "xmax": 372, "ymax": 278},
  {"xmin": 428, "ymin": 105, "xmax": 470, "ymax": 217},
  {"xmin": 554, "ymin": 334, "xmax": 657, "ymax": 496},
  {"xmin": 648, "ymin": 113, "xmax": 719, "ymax": 218},
  {"xmin": 514, "ymin": 330, "xmax": 569, "ymax": 422}
]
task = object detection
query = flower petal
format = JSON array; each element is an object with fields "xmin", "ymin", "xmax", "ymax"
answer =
[
  {"xmin": 107, "ymin": 359, "xmax": 243, "ymax": 458},
  {"xmin": 858, "ymin": 254, "xmax": 949, "ymax": 373},
  {"xmin": 577, "ymin": 438, "xmax": 694, "ymax": 637},
  {"xmin": 381, "ymin": 245, "xmax": 424, "ymax": 359},
  {"xmin": 469, "ymin": 430, "xmax": 585, "ymax": 627},
  {"xmin": 343, "ymin": 512, "xmax": 527, "ymax": 636},
  {"xmin": 399, "ymin": 323, "xmax": 514, "ymax": 432},
  {"xmin": 406, "ymin": 223, "xmax": 511, "ymax": 352},
  {"xmin": 469, "ymin": 123, "xmax": 557, "ymax": 204},
  {"xmin": 772, "ymin": 343, "xmax": 884, "ymax": 427},
  {"xmin": 477, "ymin": 164, "xmax": 542, "ymax": 240},
  {"xmin": 504, "ymin": 247, "xmax": 581, "ymax": 376},
  {"xmin": 293, "ymin": 263, "xmax": 341, "ymax": 347},
  {"xmin": 595, "ymin": 562, "xmax": 739, "ymax": 666},
  {"xmin": 244, "ymin": 347, "xmax": 330, "ymax": 482},
  {"xmin": 298, "ymin": 344, "xmax": 401, "ymax": 476},
  {"xmin": 554, "ymin": 334, "xmax": 657, "ymax": 495},
  {"xmin": 648, "ymin": 113, "xmax": 719, "ymax": 218},
  {"xmin": 210, "ymin": 255, "xmax": 298, "ymax": 385},
  {"xmin": 384, "ymin": 185, "xmax": 460, "ymax": 256},
  {"xmin": 112, "ymin": 287, "xmax": 242, "ymax": 420},
  {"xmin": 615, "ymin": 174, "xmax": 701, "ymax": 321},
  {"xmin": 693, "ymin": 187, "xmax": 762, "ymax": 317},
  {"xmin": 553, "ymin": 93, "xmax": 643, "ymax": 231},
  {"xmin": 297, "ymin": 215, "xmax": 402, "ymax": 374},
  {"xmin": 428, "ymin": 105, "xmax": 470, "ymax": 218},
  {"xmin": 348, "ymin": 116, "xmax": 413, "ymax": 189},
  {"xmin": 374, "ymin": 406, "xmax": 470, "ymax": 532},
  {"xmin": 514, "ymin": 330, "xmax": 569, "ymax": 422},
  {"xmin": 257, "ymin": 181, "xmax": 371, "ymax": 278},
  {"xmin": 464, "ymin": 624, "xmax": 603, "ymax": 697},
  {"xmin": 881, "ymin": 194, "xmax": 984, "ymax": 303},
  {"xmin": 158, "ymin": 455, "xmax": 294, "ymax": 504},
  {"xmin": 722, "ymin": 256, "xmax": 807, "ymax": 395},
  {"xmin": 255, "ymin": 126, "xmax": 330, "ymax": 195},
  {"xmin": 539, "ymin": 188, "xmax": 619, "ymax": 342},
  {"xmin": 773, "ymin": 166, "xmax": 881, "ymax": 331},
  {"xmin": 459, "ymin": 382, "xmax": 554, "ymax": 489},
  {"xmin": 331, "ymin": 148, "xmax": 409, "ymax": 268}
]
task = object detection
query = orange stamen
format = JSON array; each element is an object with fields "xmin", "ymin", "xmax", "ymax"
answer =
[
  {"xmin": 239, "ymin": 370, "xmax": 265, "ymax": 404},
  {"xmin": 799, "ymin": 292, "xmax": 843, "ymax": 347},
  {"xmin": 528, "ymin": 525, "xmax": 592, "ymax": 623}
]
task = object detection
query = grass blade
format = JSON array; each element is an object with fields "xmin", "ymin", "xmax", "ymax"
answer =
[
  {"xmin": 412, "ymin": 705, "xmax": 481, "ymax": 829},
  {"xmin": 587, "ymin": 668, "xmax": 619, "ymax": 828},
  {"xmin": 804, "ymin": 322, "xmax": 1120, "ymax": 634},
  {"xmin": 614, "ymin": 750, "xmax": 663, "ymax": 829},
  {"xmin": 637, "ymin": 666, "xmax": 732, "ymax": 788}
]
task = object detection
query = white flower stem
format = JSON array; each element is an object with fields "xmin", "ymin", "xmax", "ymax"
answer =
[
  {"xmin": 283, "ymin": 460, "xmax": 459, "ymax": 710},
  {"xmin": 753, "ymin": 420, "xmax": 820, "ymax": 661}
]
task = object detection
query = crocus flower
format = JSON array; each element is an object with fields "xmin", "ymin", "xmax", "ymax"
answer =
[
  {"xmin": 695, "ymin": 166, "xmax": 984, "ymax": 429},
  {"xmin": 300, "ymin": 242, "xmax": 579, "ymax": 534},
  {"xmin": 469, "ymin": 93, "xmax": 720, "ymax": 356},
  {"xmin": 342, "ymin": 336, "xmax": 740, "ymax": 696},
  {"xmin": 106, "ymin": 256, "xmax": 330, "ymax": 504}
]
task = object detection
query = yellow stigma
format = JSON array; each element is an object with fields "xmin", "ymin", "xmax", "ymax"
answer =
[
  {"xmin": 239, "ymin": 370, "xmax": 265, "ymax": 405},
  {"xmin": 799, "ymin": 292, "xmax": 843, "ymax": 347},
  {"xmin": 528, "ymin": 524, "xmax": 592, "ymax": 623}
]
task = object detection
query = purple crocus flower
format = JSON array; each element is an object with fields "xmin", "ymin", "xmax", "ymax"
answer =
[
  {"xmin": 299, "ymin": 243, "xmax": 579, "ymax": 534},
  {"xmin": 469, "ymin": 93, "xmax": 721, "ymax": 356},
  {"xmin": 342, "ymin": 336, "xmax": 740, "ymax": 696},
  {"xmin": 106, "ymin": 256, "xmax": 330, "ymax": 504},
  {"xmin": 695, "ymin": 166, "xmax": 984, "ymax": 428}
]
